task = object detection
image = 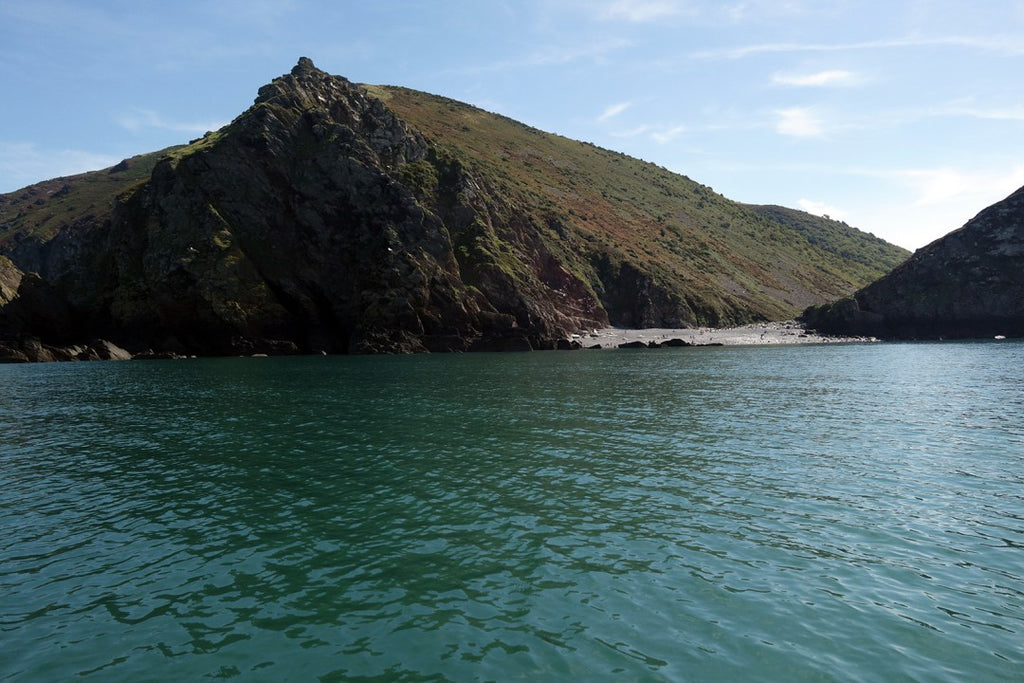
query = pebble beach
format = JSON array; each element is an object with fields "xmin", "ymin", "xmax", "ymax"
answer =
[{"xmin": 582, "ymin": 320, "xmax": 877, "ymax": 348}]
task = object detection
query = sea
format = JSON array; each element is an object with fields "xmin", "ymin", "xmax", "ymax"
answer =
[{"xmin": 1, "ymin": 341, "xmax": 1022, "ymax": 681}]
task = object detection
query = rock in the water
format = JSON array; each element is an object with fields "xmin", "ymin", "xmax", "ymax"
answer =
[
  {"xmin": 0, "ymin": 343, "xmax": 29, "ymax": 363},
  {"xmin": 88, "ymin": 339, "xmax": 133, "ymax": 361}
]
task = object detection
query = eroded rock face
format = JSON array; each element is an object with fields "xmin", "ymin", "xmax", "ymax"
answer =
[
  {"xmin": 804, "ymin": 186, "xmax": 1024, "ymax": 339},
  {"xmin": 0, "ymin": 58, "xmax": 909, "ymax": 358},
  {"xmin": 0, "ymin": 336, "xmax": 132, "ymax": 363},
  {"xmin": 6, "ymin": 58, "xmax": 608, "ymax": 356},
  {"xmin": 0, "ymin": 256, "xmax": 22, "ymax": 306},
  {"xmin": 95, "ymin": 61, "xmax": 490, "ymax": 354}
]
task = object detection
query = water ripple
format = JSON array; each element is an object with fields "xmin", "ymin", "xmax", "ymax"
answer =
[{"xmin": 1, "ymin": 344, "xmax": 1022, "ymax": 680}]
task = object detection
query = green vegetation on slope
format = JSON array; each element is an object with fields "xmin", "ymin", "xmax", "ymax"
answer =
[
  {"xmin": 0, "ymin": 149, "xmax": 176, "ymax": 252},
  {"xmin": 745, "ymin": 204, "xmax": 908, "ymax": 286},
  {"xmin": 0, "ymin": 72, "xmax": 911, "ymax": 345},
  {"xmin": 368, "ymin": 84, "xmax": 909, "ymax": 323}
]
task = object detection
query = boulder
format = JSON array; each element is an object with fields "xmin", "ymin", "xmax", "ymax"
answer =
[
  {"xmin": 0, "ymin": 343, "xmax": 29, "ymax": 363},
  {"xmin": 88, "ymin": 339, "xmax": 133, "ymax": 361}
]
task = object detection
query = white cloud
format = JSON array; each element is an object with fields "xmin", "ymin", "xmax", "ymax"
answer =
[
  {"xmin": 609, "ymin": 125, "xmax": 654, "ymax": 138},
  {"xmin": 697, "ymin": 160, "xmax": 1024, "ymax": 249},
  {"xmin": 598, "ymin": 101, "xmax": 632, "ymax": 121},
  {"xmin": 599, "ymin": 0, "xmax": 688, "ymax": 22},
  {"xmin": 694, "ymin": 40, "xmax": 851, "ymax": 60},
  {"xmin": 891, "ymin": 165, "xmax": 1024, "ymax": 208},
  {"xmin": 608, "ymin": 122, "xmax": 687, "ymax": 143},
  {"xmin": 722, "ymin": 0, "xmax": 809, "ymax": 22},
  {"xmin": 523, "ymin": 39, "xmax": 632, "ymax": 67},
  {"xmin": 846, "ymin": 164, "xmax": 1024, "ymax": 248},
  {"xmin": 0, "ymin": 142, "xmax": 119, "ymax": 192},
  {"xmin": 651, "ymin": 125, "xmax": 687, "ymax": 143},
  {"xmin": 453, "ymin": 38, "xmax": 632, "ymax": 74},
  {"xmin": 796, "ymin": 199, "xmax": 848, "ymax": 221},
  {"xmin": 772, "ymin": 69, "xmax": 862, "ymax": 87},
  {"xmin": 775, "ymin": 107, "xmax": 824, "ymax": 137},
  {"xmin": 900, "ymin": 168, "xmax": 972, "ymax": 207},
  {"xmin": 938, "ymin": 102, "xmax": 1024, "ymax": 121},
  {"xmin": 693, "ymin": 34, "xmax": 1024, "ymax": 61},
  {"xmin": 724, "ymin": 2, "xmax": 749, "ymax": 21},
  {"xmin": 117, "ymin": 109, "xmax": 226, "ymax": 135}
]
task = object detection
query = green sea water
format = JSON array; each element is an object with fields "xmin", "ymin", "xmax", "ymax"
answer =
[{"xmin": 1, "ymin": 342, "xmax": 1022, "ymax": 681}]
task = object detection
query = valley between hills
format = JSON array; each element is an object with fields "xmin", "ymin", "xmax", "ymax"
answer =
[{"xmin": 2, "ymin": 58, "xmax": 1020, "ymax": 361}]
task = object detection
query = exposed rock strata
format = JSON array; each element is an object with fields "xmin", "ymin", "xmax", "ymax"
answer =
[
  {"xmin": 804, "ymin": 186, "xmax": 1024, "ymax": 339},
  {"xmin": 0, "ymin": 335, "xmax": 132, "ymax": 363},
  {"xmin": 1, "ymin": 59, "xmax": 607, "ymax": 355},
  {"xmin": 0, "ymin": 58, "xmax": 909, "ymax": 358}
]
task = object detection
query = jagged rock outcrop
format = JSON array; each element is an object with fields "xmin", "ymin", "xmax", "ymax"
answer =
[
  {"xmin": 803, "ymin": 186, "xmax": 1024, "ymax": 339},
  {"xmin": 0, "ymin": 58, "xmax": 909, "ymax": 358},
  {"xmin": 6, "ymin": 59, "xmax": 589, "ymax": 354}
]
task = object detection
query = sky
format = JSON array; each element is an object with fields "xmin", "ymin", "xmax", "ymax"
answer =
[{"xmin": 2, "ymin": 1, "xmax": 1024, "ymax": 250}]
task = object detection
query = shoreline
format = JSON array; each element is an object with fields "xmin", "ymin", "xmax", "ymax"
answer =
[
  {"xmin": 1, "ymin": 321, "xmax": 875, "ymax": 363},
  {"xmin": 579, "ymin": 321, "xmax": 877, "ymax": 348}
]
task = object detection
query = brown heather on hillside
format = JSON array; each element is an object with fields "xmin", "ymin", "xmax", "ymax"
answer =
[{"xmin": 0, "ymin": 58, "xmax": 908, "ymax": 359}]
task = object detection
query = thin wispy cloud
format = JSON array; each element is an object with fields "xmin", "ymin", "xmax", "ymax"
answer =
[
  {"xmin": 694, "ymin": 34, "xmax": 1024, "ymax": 60},
  {"xmin": 609, "ymin": 122, "xmax": 687, "ymax": 143},
  {"xmin": 452, "ymin": 38, "xmax": 632, "ymax": 74},
  {"xmin": 901, "ymin": 168, "xmax": 974, "ymax": 207},
  {"xmin": 938, "ymin": 103, "xmax": 1024, "ymax": 121},
  {"xmin": 651, "ymin": 125, "xmax": 687, "ymax": 143},
  {"xmin": 849, "ymin": 163, "xmax": 1024, "ymax": 247},
  {"xmin": 609, "ymin": 125, "xmax": 655, "ymax": 138},
  {"xmin": 0, "ymin": 142, "xmax": 119, "ymax": 192},
  {"xmin": 723, "ymin": 1, "xmax": 806, "ymax": 22},
  {"xmin": 599, "ymin": 0, "xmax": 689, "ymax": 23},
  {"xmin": 598, "ymin": 102, "xmax": 632, "ymax": 121},
  {"xmin": 892, "ymin": 165, "xmax": 1024, "ymax": 208},
  {"xmin": 850, "ymin": 99, "xmax": 1024, "ymax": 131},
  {"xmin": 772, "ymin": 69, "xmax": 862, "ymax": 87},
  {"xmin": 775, "ymin": 108, "xmax": 824, "ymax": 138},
  {"xmin": 2, "ymin": 1, "xmax": 1020, "ymax": 249},
  {"xmin": 117, "ymin": 109, "xmax": 226, "ymax": 135}
]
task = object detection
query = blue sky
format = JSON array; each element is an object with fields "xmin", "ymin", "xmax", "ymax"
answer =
[{"xmin": 2, "ymin": 1, "xmax": 1023, "ymax": 250}]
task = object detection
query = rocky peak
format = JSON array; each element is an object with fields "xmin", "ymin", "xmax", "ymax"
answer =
[
  {"xmin": 292, "ymin": 56, "xmax": 318, "ymax": 76},
  {"xmin": 0, "ymin": 59, "xmax": 913, "ymax": 359},
  {"xmin": 249, "ymin": 58, "xmax": 425, "ymax": 168},
  {"xmin": 255, "ymin": 57, "xmax": 353, "ymax": 109}
]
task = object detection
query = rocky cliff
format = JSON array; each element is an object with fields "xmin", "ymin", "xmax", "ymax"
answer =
[
  {"xmin": 0, "ymin": 58, "xmax": 908, "ymax": 359},
  {"xmin": 803, "ymin": 186, "xmax": 1024, "ymax": 339}
]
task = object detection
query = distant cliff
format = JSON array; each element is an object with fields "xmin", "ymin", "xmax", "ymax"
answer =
[
  {"xmin": 803, "ymin": 186, "xmax": 1024, "ymax": 339},
  {"xmin": 0, "ymin": 58, "xmax": 908, "ymax": 359}
]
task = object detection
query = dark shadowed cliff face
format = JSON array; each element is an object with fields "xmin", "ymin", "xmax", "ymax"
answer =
[
  {"xmin": 0, "ymin": 58, "xmax": 909, "ymax": 358},
  {"xmin": 804, "ymin": 186, "xmax": 1024, "ymax": 339},
  {"xmin": 94, "ymin": 58, "xmax": 509, "ymax": 354},
  {"xmin": 4, "ymin": 59, "xmax": 591, "ymax": 354}
]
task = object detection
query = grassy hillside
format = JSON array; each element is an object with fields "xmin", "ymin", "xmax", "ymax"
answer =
[
  {"xmin": 368, "ymin": 85, "xmax": 909, "ymax": 321},
  {"xmin": 745, "ymin": 204, "xmax": 907, "ymax": 287},
  {"xmin": 0, "ymin": 149, "xmax": 175, "ymax": 262},
  {"xmin": 1, "ymin": 77, "xmax": 910, "ymax": 334}
]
